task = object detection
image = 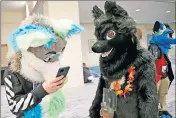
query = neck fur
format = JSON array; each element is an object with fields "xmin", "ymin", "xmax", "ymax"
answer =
[{"xmin": 9, "ymin": 51, "xmax": 61, "ymax": 83}]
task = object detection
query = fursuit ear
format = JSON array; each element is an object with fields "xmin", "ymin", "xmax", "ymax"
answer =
[
  {"xmin": 51, "ymin": 19, "xmax": 84, "ymax": 39},
  {"xmin": 92, "ymin": 5, "xmax": 104, "ymax": 19},
  {"xmin": 153, "ymin": 21, "xmax": 161, "ymax": 33},
  {"xmin": 153, "ymin": 21, "xmax": 167, "ymax": 34},
  {"xmin": 104, "ymin": 1, "xmax": 128, "ymax": 17}
]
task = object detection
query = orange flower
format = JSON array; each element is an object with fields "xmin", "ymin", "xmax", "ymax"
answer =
[
  {"xmin": 127, "ymin": 80, "xmax": 133, "ymax": 83},
  {"xmin": 113, "ymin": 81, "xmax": 121, "ymax": 91},
  {"xmin": 125, "ymin": 84, "xmax": 132, "ymax": 89},
  {"xmin": 125, "ymin": 87, "xmax": 132, "ymax": 92},
  {"xmin": 128, "ymin": 74, "xmax": 135, "ymax": 81},
  {"xmin": 124, "ymin": 84, "xmax": 133, "ymax": 95},
  {"xmin": 127, "ymin": 81, "xmax": 130, "ymax": 84},
  {"xmin": 111, "ymin": 66, "xmax": 136, "ymax": 97},
  {"xmin": 116, "ymin": 90, "xmax": 123, "ymax": 96},
  {"xmin": 103, "ymin": 114, "xmax": 111, "ymax": 118}
]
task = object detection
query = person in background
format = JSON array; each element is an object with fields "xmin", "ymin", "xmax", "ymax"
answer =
[
  {"xmin": 149, "ymin": 21, "xmax": 176, "ymax": 117},
  {"xmin": 83, "ymin": 63, "xmax": 93, "ymax": 83},
  {"xmin": 136, "ymin": 28, "xmax": 142, "ymax": 40}
]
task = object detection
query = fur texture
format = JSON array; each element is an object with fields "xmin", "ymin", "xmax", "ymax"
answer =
[
  {"xmin": 8, "ymin": 52, "xmax": 22, "ymax": 72},
  {"xmin": 24, "ymin": 104, "xmax": 42, "ymax": 118},
  {"xmin": 89, "ymin": 1, "xmax": 158, "ymax": 118},
  {"xmin": 42, "ymin": 90, "xmax": 66, "ymax": 118}
]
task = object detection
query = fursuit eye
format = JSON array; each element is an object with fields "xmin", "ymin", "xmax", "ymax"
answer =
[{"xmin": 106, "ymin": 30, "xmax": 116, "ymax": 40}]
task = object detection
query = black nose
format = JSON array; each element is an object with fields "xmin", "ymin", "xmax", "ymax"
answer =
[
  {"xmin": 91, "ymin": 40, "xmax": 111, "ymax": 53},
  {"xmin": 92, "ymin": 42, "xmax": 102, "ymax": 53}
]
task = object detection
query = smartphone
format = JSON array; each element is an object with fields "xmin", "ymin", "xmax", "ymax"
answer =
[{"xmin": 56, "ymin": 66, "xmax": 70, "ymax": 77}]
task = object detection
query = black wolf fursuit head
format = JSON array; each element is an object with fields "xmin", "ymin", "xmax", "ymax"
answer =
[{"xmin": 89, "ymin": 1, "xmax": 158, "ymax": 118}]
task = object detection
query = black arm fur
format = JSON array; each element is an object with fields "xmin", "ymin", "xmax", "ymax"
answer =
[
  {"xmin": 137, "ymin": 62, "xmax": 159, "ymax": 118},
  {"xmin": 89, "ymin": 76, "xmax": 105, "ymax": 118}
]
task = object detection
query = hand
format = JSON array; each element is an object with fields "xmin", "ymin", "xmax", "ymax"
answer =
[
  {"xmin": 100, "ymin": 102, "xmax": 108, "ymax": 117},
  {"xmin": 100, "ymin": 102, "xmax": 114, "ymax": 118},
  {"xmin": 42, "ymin": 75, "xmax": 66, "ymax": 94}
]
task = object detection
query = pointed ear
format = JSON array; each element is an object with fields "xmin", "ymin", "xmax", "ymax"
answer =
[
  {"xmin": 153, "ymin": 21, "xmax": 160, "ymax": 33},
  {"xmin": 104, "ymin": 1, "xmax": 128, "ymax": 17},
  {"xmin": 92, "ymin": 5, "xmax": 104, "ymax": 19}
]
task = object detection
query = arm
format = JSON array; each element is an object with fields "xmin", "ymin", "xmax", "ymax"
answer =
[
  {"xmin": 3, "ymin": 70, "xmax": 48, "ymax": 116},
  {"xmin": 163, "ymin": 37, "xmax": 176, "ymax": 44},
  {"xmin": 137, "ymin": 63, "xmax": 159, "ymax": 118},
  {"xmin": 89, "ymin": 75, "xmax": 105, "ymax": 118}
]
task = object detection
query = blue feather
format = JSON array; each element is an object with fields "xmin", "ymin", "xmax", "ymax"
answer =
[{"xmin": 23, "ymin": 104, "xmax": 42, "ymax": 118}]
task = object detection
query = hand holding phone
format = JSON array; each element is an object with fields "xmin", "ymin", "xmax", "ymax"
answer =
[{"xmin": 42, "ymin": 75, "xmax": 66, "ymax": 93}]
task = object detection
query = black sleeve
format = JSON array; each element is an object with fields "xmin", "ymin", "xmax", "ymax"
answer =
[
  {"xmin": 89, "ymin": 75, "xmax": 105, "ymax": 118},
  {"xmin": 137, "ymin": 63, "xmax": 159, "ymax": 118},
  {"xmin": 3, "ymin": 70, "xmax": 48, "ymax": 115}
]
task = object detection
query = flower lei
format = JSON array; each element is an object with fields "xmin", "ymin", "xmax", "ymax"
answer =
[
  {"xmin": 111, "ymin": 66, "xmax": 136, "ymax": 97},
  {"xmin": 101, "ymin": 66, "xmax": 136, "ymax": 118}
]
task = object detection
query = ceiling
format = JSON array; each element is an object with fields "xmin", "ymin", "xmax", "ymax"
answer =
[
  {"xmin": 79, "ymin": 1, "xmax": 175, "ymax": 24},
  {"xmin": 1, "ymin": 1, "xmax": 175, "ymax": 24}
]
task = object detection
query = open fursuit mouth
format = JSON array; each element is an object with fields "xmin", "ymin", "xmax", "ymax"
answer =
[{"xmin": 101, "ymin": 48, "xmax": 113, "ymax": 57}]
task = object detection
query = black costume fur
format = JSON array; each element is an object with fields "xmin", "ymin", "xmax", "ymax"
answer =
[{"xmin": 89, "ymin": 1, "xmax": 158, "ymax": 118}]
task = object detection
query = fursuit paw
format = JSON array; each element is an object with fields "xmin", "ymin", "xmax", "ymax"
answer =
[
  {"xmin": 89, "ymin": 107, "xmax": 101, "ymax": 118},
  {"xmin": 100, "ymin": 102, "xmax": 114, "ymax": 118},
  {"xmin": 159, "ymin": 111, "xmax": 172, "ymax": 118}
]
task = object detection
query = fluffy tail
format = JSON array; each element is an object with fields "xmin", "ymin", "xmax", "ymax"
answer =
[{"xmin": 43, "ymin": 90, "xmax": 66, "ymax": 118}]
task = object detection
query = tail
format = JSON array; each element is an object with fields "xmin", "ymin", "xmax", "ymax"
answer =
[{"xmin": 43, "ymin": 90, "xmax": 66, "ymax": 118}]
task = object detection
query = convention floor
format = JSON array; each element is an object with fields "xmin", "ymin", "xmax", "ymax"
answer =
[{"xmin": 1, "ymin": 60, "xmax": 175, "ymax": 118}]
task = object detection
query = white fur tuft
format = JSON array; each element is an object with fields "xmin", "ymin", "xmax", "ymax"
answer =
[
  {"xmin": 50, "ymin": 19, "xmax": 73, "ymax": 34},
  {"xmin": 16, "ymin": 31, "xmax": 51, "ymax": 50},
  {"xmin": 20, "ymin": 51, "xmax": 44, "ymax": 82},
  {"xmin": 20, "ymin": 50, "xmax": 61, "ymax": 83}
]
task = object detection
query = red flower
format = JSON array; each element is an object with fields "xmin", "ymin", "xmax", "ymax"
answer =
[{"xmin": 128, "ymin": 66, "xmax": 136, "ymax": 74}]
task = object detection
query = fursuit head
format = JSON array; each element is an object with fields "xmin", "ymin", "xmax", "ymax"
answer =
[{"xmin": 89, "ymin": 1, "xmax": 158, "ymax": 118}]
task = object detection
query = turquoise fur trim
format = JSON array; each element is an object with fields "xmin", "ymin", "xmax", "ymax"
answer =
[
  {"xmin": 66, "ymin": 24, "xmax": 84, "ymax": 39},
  {"xmin": 9, "ymin": 24, "xmax": 56, "ymax": 52},
  {"xmin": 45, "ymin": 90, "xmax": 66, "ymax": 118},
  {"xmin": 23, "ymin": 104, "xmax": 42, "ymax": 118}
]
